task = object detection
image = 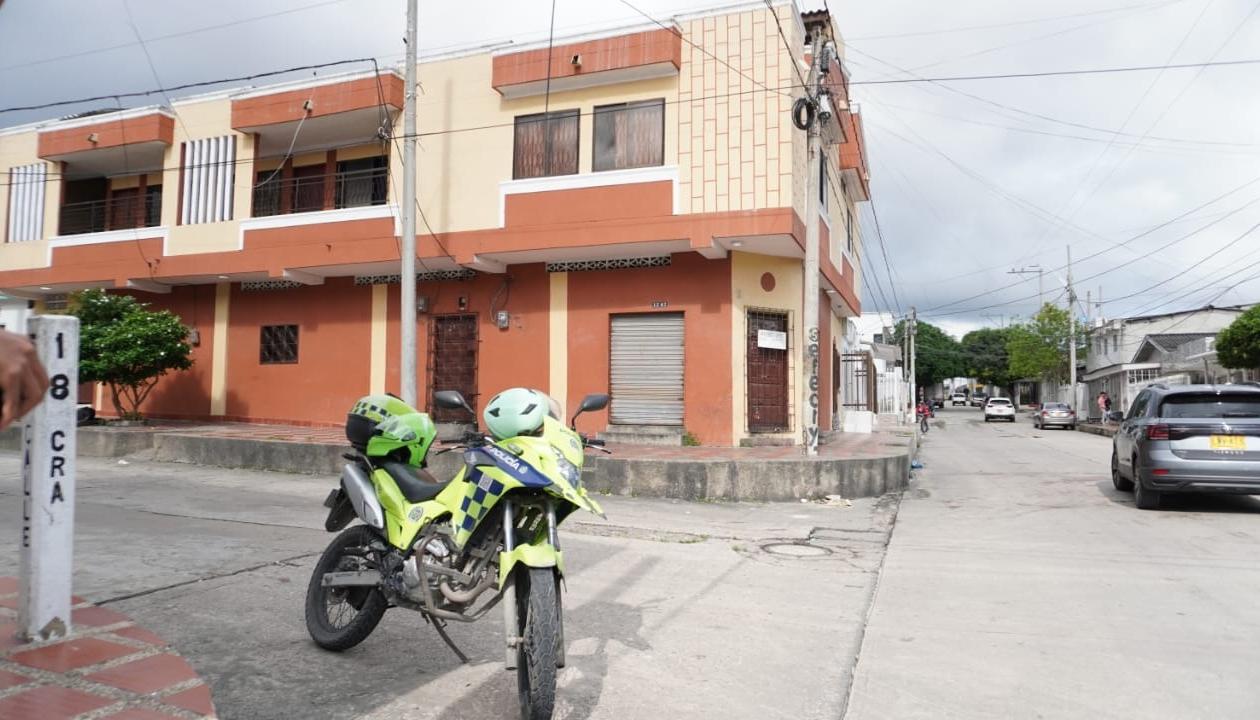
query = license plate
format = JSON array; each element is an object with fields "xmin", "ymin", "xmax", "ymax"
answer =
[{"xmin": 1210, "ymin": 435, "xmax": 1245, "ymax": 450}]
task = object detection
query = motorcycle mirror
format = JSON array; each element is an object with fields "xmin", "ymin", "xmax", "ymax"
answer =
[
  {"xmin": 569, "ymin": 393, "xmax": 610, "ymax": 428},
  {"xmin": 434, "ymin": 390, "xmax": 473, "ymax": 415}
]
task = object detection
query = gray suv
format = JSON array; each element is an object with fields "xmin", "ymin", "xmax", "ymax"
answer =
[{"xmin": 1111, "ymin": 383, "xmax": 1260, "ymax": 509}]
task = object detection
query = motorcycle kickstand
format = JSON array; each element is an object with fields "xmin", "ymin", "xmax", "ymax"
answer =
[{"xmin": 429, "ymin": 617, "xmax": 469, "ymax": 664}]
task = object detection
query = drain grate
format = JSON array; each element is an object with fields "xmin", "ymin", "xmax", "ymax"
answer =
[{"xmin": 761, "ymin": 542, "xmax": 832, "ymax": 558}]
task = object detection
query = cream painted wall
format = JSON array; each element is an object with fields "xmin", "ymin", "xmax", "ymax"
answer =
[
  {"xmin": 162, "ymin": 97, "xmax": 254, "ymax": 256},
  {"xmin": 730, "ymin": 250, "xmax": 804, "ymax": 444},
  {"xmin": 678, "ymin": 4, "xmax": 800, "ymax": 215},
  {"xmin": 0, "ymin": 129, "xmax": 55, "ymax": 269},
  {"xmin": 413, "ymin": 53, "xmax": 679, "ymax": 233}
]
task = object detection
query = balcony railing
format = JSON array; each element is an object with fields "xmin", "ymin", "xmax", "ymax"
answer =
[
  {"xmin": 252, "ymin": 166, "xmax": 388, "ymax": 218},
  {"xmin": 59, "ymin": 191, "xmax": 162, "ymax": 236}
]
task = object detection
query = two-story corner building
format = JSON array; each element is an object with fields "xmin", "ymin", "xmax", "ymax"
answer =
[
  {"xmin": 0, "ymin": 1, "xmax": 870, "ymax": 446},
  {"xmin": 1082, "ymin": 305, "xmax": 1249, "ymax": 417}
]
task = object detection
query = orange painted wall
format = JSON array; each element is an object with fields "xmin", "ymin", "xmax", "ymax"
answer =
[
  {"xmin": 102, "ymin": 285, "xmax": 216, "ymax": 419},
  {"xmin": 225, "ymin": 277, "xmax": 372, "ymax": 424},
  {"xmin": 231, "ymin": 76, "xmax": 404, "ymax": 129},
  {"xmin": 504, "ymin": 181, "xmax": 674, "ymax": 227},
  {"xmin": 492, "ymin": 28, "xmax": 681, "ymax": 90},
  {"xmin": 38, "ymin": 113, "xmax": 173, "ymax": 158},
  {"xmin": 383, "ymin": 264, "xmax": 551, "ymax": 415},
  {"xmin": 566, "ymin": 253, "xmax": 732, "ymax": 445}
]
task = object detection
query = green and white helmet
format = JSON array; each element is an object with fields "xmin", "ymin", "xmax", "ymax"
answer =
[{"xmin": 483, "ymin": 387, "xmax": 552, "ymax": 439}]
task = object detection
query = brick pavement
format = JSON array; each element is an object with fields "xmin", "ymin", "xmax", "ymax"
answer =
[{"xmin": 0, "ymin": 578, "xmax": 215, "ymax": 719}]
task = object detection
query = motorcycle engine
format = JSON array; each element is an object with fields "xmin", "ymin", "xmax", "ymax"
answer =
[{"xmin": 402, "ymin": 535, "xmax": 455, "ymax": 599}]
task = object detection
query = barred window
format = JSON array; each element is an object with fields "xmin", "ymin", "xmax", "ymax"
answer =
[
  {"xmin": 260, "ymin": 324, "xmax": 299, "ymax": 364},
  {"xmin": 514, "ymin": 110, "xmax": 579, "ymax": 179},
  {"xmin": 593, "ymin": 99, "xmax": 664, "ymax": 172}
]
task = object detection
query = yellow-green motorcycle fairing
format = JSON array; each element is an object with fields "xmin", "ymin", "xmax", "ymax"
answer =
[{"xmin": 369, "ymin": 416, "xmax": 603, "ymax": 562}]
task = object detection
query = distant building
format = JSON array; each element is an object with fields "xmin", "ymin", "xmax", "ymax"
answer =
[{"xmin": 1082, "ymin": 305, "xmax": 1252, "ymax": 417}]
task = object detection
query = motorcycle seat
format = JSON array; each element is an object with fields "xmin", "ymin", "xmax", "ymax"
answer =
[{"xmin": 380, "ymin": 461, "xmax": 450, "ymax": 503}]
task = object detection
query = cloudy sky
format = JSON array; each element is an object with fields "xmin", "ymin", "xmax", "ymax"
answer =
[{"xmin": 2, "ymin": 0, "xmax": 1259, "ymax": 339}]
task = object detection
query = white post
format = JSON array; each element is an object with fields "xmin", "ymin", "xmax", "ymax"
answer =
[
  {"xmin": 18, "ymin": 315, "xmax": 79, "ymax": 642},
  {"xmin": 801, "ymin": 32, "xmax": 823, "ymax": 456}
]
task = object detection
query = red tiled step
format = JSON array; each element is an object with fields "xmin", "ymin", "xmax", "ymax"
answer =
[
  {"xmin": 110, "ymin": 625, "xmax": 168, "ymax": 647},
  {"xmin": 87, "ymin": 653, "xmax": 199, "ymax": 695},
  {"xmin": 100, "ymin": 709, "xmax": 190, "ymax": 720},
  {"xmin": 0, "ymin": 577, "xmax": 16, "ymax": 594},
  {"xmin": 0, "ymin": 685, "xmax": 114, "ymax": 720},
  {"xmin": 0, "ymin": 667, "xmax": 33, "ymax": 690},
  {"xmin": 11, "ymin": 636, "xmax": 138, "ymax": 672},
  {"xmin": 72, "ymin": 605, "xmax": 132, "ymax": 628},
  {"xmin": 162, "ymin": 684, "xmax": 214, "ymax": 716}
]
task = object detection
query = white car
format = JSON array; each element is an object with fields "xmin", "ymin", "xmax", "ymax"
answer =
[
  {"xmin": 951, "ymin": 393, "xmax": 967, "ymax": 406},
  {"xmin": 984, "ymin": 397, "xmax": 1016, "ymax": 422}
]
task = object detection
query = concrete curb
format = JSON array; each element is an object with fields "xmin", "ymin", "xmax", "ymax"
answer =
[
  {"xmin": 1077, "ymin": 424, "xmax": 1118, "ymax": 438},
  {"xmin": 1, "ymin": 425, "xmax": 913, "ymax": 502}
]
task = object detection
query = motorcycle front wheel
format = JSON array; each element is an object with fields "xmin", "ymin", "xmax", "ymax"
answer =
[
  {"xmin": 515, "ymin": 566, "xmax": 560, "ymax": 720},
  {"xmin": 305, "ymin": 524, "xmax": 389, "ymax": 651}
]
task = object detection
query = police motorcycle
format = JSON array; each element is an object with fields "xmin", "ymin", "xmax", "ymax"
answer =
[{"xmin": 305, "ymin": 387, "xmax": 610, "ymax": 720}]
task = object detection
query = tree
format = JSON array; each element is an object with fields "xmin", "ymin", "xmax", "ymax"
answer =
[
  {"xmin": 1216, "ymin": 305, "xmax": 1260, "ymax": 369},
  {"xmin": 72, "ymin": 290, "xmax": 193, "ymax": 420},
  {"xmin": 961, "ymin": 327, "xmax": 1014, "ymax": 388},
  {"xmin": 1006, "ymin": 304, "xmax": 1086, "ymax": 383},
  {"xmin": 890, "ymin": 319, "xmax": 965, "ymax": 390}
]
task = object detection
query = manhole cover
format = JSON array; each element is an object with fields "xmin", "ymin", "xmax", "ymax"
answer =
[{"xmin": 761, "ymin": 542, "xmax": 831, "ymax": 557}]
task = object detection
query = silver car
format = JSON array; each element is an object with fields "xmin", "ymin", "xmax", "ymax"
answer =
[
  {"xmin": 1111, "ymin": 383, "xmax": 1260, "ymax": 510},
  {"xmin": 1034, "ymin": 402, "xmax": 1077, "ymax": 430}
]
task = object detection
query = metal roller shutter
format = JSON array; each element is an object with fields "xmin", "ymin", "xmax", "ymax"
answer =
[{"xmin": 610, "ymin": 313, "xmax": 684, "ymax": 425}]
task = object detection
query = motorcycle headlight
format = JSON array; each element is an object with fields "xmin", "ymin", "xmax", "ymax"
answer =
[{"xmin": 551, "ymin": 446, "xmax": 581, "ymax": 488}]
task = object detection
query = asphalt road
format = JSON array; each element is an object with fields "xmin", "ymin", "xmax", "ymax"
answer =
[
  {"xmin": 0, "ymin": 451, "xmax": 896, "ymax": 720},
  {"xmin": 847, "ymin": 405, "xmax": 1260, "ymax": 720}
]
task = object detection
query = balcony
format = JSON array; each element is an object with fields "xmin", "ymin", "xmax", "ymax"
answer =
[
  {"xmin": 839, "ymin": 108, "xmax": 870, "ymax": 202},
  {"xmin": 251, "ymin": 165, "xmax": 388, "ymax": 218},
  {"xmin": 59, "ymin": 189, "xmax": 161, "ymax": 236}
]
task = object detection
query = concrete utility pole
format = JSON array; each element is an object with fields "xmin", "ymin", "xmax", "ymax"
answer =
[
  {"xmin": 909, "ymin": 308, "xmax": 918, "ymax": 407},
  {"xmin": 801, "ymin": 31, "xmax": 825, "ymax": 456},
  {"xmin": 1067, "ymin": 246, "xmax": 1077, "ymax": 401},
  {"xmin": 1008, "ymin": 265, "xmax": 1044, "ymax": 308},
  {"xmin": 399, "ymin": 0, "xmax": 418, "ymax": 407}
]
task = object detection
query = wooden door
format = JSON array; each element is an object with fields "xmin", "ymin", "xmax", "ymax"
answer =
[
  {"xmin": 747, "ymin": 310, "xmax": 789, "ymax": 433},
  {"xmin": 429, "ymin": 314, "xmax": 478, "ymax": 422}
]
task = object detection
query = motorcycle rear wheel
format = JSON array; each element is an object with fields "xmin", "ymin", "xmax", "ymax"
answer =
[
  {"xmin": 305, "ymin": 524, "xmax": 389, "ymax": 651},
  {"xmin": 516, "ymin": 566, "xmax": 560, "ymax": 720}
]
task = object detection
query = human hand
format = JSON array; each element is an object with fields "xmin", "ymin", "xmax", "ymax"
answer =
[{"xmin": 0, "ymin": 329, "xmax": 50, "ymax": 430}]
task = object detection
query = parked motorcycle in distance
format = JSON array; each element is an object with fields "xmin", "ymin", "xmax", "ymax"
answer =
[{"xmin": 305, "ymin": 388, "xmax": 610, "ymax": 720}]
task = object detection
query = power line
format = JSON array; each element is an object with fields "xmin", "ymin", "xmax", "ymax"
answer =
[
  {"xmin": 906, "ymin": 0, "xmax": 1186, "ymax": 73},
  {"xmin": 0, "ymin": 0, "xmax": 353, "ymax": 73},
  {"xmin": 842, "ymin": 49, "xmax": 1258, "ymax": 147},
  {"xmin": 847, "ymin": 57, "xmax": 1260, "ymax": 85},
  {"xmin": 0, "ymin": 58, "xmax": 378, "ymax": 115},
  {"xmin": 846, "ymin": 0, "xmax": 1184, "ymax": 41}
]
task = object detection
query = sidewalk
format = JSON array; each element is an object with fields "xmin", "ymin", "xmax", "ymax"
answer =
[
  {"xmin": 0, "ymin": 420, "xmax": 914, "ymax": 502},
  {"xmin": 0, "ymin": 577, "xmax": 216, "ymax": 719}
]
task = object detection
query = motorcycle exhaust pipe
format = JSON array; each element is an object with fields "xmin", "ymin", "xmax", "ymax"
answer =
[{"xmin": 439, "ymin": 570, "xmax": 496, "ymax": 604}]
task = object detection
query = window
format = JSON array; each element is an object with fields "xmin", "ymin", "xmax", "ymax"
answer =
[
  {"xmin": 846, "ymin": 208, "xmax": 854, "ymax": 254},
  {"xmin": 593, "ymin": 99, "xmax": 664, "ymax": 172},
  {"xmin": 1128, "ymin": 368, "xmax": 1159, "ymax": 385},
  {"xmin": 513, "ymin": 110, "xmax": 579, "ymax": 179},
  {"xmin": 291, "ymin": 165, "xmax": 326, "ymax": 214},
  {"xmin": 260, "ymin": 325, "xmax": 298, "ymax": 364},
  {"xmin": 336, "ymin": 156, "xmax": 388, "ymax": 208},
  {"xmin": 1127, "ymin": 390, "xmax": 1150, "ymax": 419}
]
